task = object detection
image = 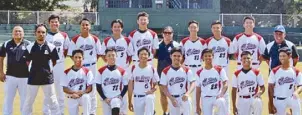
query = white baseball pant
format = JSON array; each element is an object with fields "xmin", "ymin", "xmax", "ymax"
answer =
[
  {"xmin": 102, "ymin": 97, "xmax": 123, "ymax": 115},
  {"xmin": 84, "ymin": 63, "xmax": 97, "ymax": 114},
  {"xmin": 133, "ymin": 94, "xmax": 156, "ymax": 115},
  {"xmin": 273, "ymin": 96, "xmax": 301, "ymax": 115},
  {"xmin": 222, "ymin": 65, "xmax": 231, "ymax": 114},
  {"xmin": 168, "ymin": 95, "xmax": 192, "ymax": 115},
  {"xmin": 188, "ymin": 66, "xmax": 201, "ymax": 115},
  {"xmin": 22, "ymin": 84, "xmax": 60, "ymax": 115},
  {"xmin": 201, "ymin": 96, "xmax": 227, "ymax": 115},
  {"xmin": 121, "ymin": 95, "xmax": 128, "ymax": 114},
  {"xmin": 236, "ymin": 97, "xmax": 262, "ymax": 115},
  {"xmin": 67, "ymin": 94, "xmax": 91, "ymax": 115},
  {"xmin": 3, "ymin": 75, "xmax": 27, "ymax": 115},
  {"xmin": 43, "ymin": 62, "xmax": 65, "ymax": 114}
]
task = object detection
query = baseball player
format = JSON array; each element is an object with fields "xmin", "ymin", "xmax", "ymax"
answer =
[
  {"xmin": 60, "ymin": 49, "xmax": 93, "ymax": 115},
  {"xmin": 196, "ymin": 48, "xmax": 228, "ymax": 115},
  {"xmin": 231, "ymin": 51, "xmax": 265, "ymax": 115},
  {"xmin": 95, "ymin": 48, "xmax": 129, "ymax": 115},
  {"xmin": 0, "ymin": 26, "xmax": 30, "ymax": 115},
  {"xmin": 128, "ymin": 47, "xmax": 159, "ymax": 115},
  {"xmin": 44, "ymin": 14, "xmax": 70, "ymax": 114},
  {"xmin": 229, "ymin": 16, "xmax": 266, "ymax": 69},
  {"xmin": 22, "ymin": 24, "xmax": 60, "ymax": 115},
  {"xmin": 180, "ymin": 20, "xmax": 206, "ymax": 115},
  {"xmin": 100, "ymin": 19, "xmax": 132, "ymax": 115},
  {"xmin": 68, "ymin": 18, "xmax": 102, "ymax": 114},
  {"xmin": 205, "ymin": 20, "xmax": 231, "ymax": 113},
  {"xmin": 128, "ymin": 11, "xmax": 159, "ymax": 65},
  {"xmin": 160, "ymin": 47, "xmax": 195, "ymax": 115},
  {"xmin": 268, "ymin": 47, "xmax": 302, "ymax": 115}
]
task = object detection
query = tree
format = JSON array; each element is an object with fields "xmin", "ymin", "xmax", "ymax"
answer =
[{"xmin": 0, "ymin": 0, "xmax": 69, "ymax": 11}]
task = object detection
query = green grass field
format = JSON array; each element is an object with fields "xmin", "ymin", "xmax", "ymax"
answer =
[{"xmin": 0, "ymin": 59, "xmax": 301, "ymax": 115}]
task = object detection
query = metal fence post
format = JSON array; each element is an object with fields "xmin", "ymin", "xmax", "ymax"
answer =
[
  {"xmin": 221, "ymin": 13, "xmax": 224, "ymax": 26},
  {"xmin": 37, "ymin": 11, "xmax": 39, "ymax": 24},
  {"xmin": 95, "ymin": 12, "xmax": 98, "ymax": 25},
  {"xmin": 7, "ymin": 10, "xmax": 10, "ymax": 24},
  {"xmin": 280, "ymin": 14, "xmax": 282, "ymax": 25}
]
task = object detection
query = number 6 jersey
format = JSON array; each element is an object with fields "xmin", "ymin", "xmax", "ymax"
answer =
[{"xmin": 61, "ymin": 67, "xmax": 94, "ymax": 92}]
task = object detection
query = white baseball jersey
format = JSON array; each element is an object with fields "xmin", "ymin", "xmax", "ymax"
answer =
[
  {"xmin": 159, "ymin": 66, "xmax": 194, "ymax": 95},
  {"xmin": 60, "ymin": 67, "xmax": 94, "ymax": 92},
  {"xmin": 45, "ymin": 32, "xmax": 70, "ymax": 63},
  {"xmin": 68, "ymin": 34, "xmax": 102, "ymax": 64},
  {"xmin": 232, "ymin": 69, "xmax": 265, "ymax": 96},
  {"xmin": 268, "ymin": 66, "xmax": 302, "ymax": 97},
  {"xmin": 94, "ymin": 66, "xmax": 128, "ymax": 98},
  {"xmin": 206, "ymin": 36, "xmax": 231, "ymax": 67},
  {"xmin": 129, "ymin": 29, "xmax": 159, "ymax": 61},
  {"xmin": 100, "ymin": 36, "xmax": 134, "ymax": 68},
  {"xmin": 128, "ymin": 65, "xmax": 159, "ymax": 95},
  {"xmin": 196, "ymin": 66, "xmax": 228, "ymax": 96},
  {"xmin": 180, "ymin": 37, "xmax": 207, "ymax": 65},
  {"xmin": 230, "ymin": 33, "xmax": 266, "ymax": 64}
]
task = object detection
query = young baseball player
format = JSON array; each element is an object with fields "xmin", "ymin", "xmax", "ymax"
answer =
[
  {"xmin": 60, "ymin": 49, "xmax": 93, "ymax": 115},
  {"xmin": 231, "ymin": 51, "xmax": 265, "ymax": 115},
  {"xmin": 95, "ymin": 48, "xmax": 129, "ymax": 115},
  {"xmin": 180, "ymin": 20, "xmax": 206, "ymax": 115},
  {"xmin": 0, "ymin": 26, "xmax": 31, "ymax": 115},
  {"xmin": 44, "ymin": 15, "xmax": 70, "ymax": 114},
  {"xmin": 68, "ymin": 18, "xmax": 102, "ymax": 114},
  {"xmin": 268, "ymin": 47, "xmax": 302, "ymax": 115},
  {"xmin": 128, "ymin": 12, "xmax": 159, "ymax": 65},
  {"xmin": 128, "ymin": 47, "xmax": 160, "ymax": 115},
  {"xmin": 205, "ymin": 20, "xmax": 232, "ymax": 113},
  {"xmin": 160, "ymin": 47, "xmax": 195, "ymax": 115},
  {"xmin": 229, "ymin": 16, "xmax": 266, "ymax": 69},
  {"xmin": 196, "ymin": 48, "xmax": 228, "ymax": 115},
  {"xmin": 22, "ymin": 24, "xmax": 60, "ymax": 115}
]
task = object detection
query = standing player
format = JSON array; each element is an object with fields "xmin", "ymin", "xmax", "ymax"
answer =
[
  {"xmin": 129, "ymin": 11, "xmax": 159, "ymax": 65},
  {"xmin": 268, "ymin": 47, "xmax": 302, "ymax": 115},
  {"xmin": 22, "ymin": 24, "xmax": 60, "ymax": 115},
  {"xmin": 229, "ymin": 16, "xmax": 266, "ymax": 69},
  {"xmin": 68, "ymin": 18, "xmax": 102, "ymax": 114},
  {"xmin": 95, "ymin": 48, "xmax": 129, "ymax": 115},
  {"xmin": 205, "ymin": 20, "xmax": 231, "ymax": 113},
  {"xmin": 100, "ymin": 19, "xmax": 132, "ymax": 115},
  {"xmin": 44, "ymin": 14, "xmax": 70, "ymax": 114},
  {"xmin": 61, "ymin": 49, "xmax": 93, "ymax": 115},
  {"xmin": 231, "ymin": 51, "xmax": 265, "ymax": 115},
  {"xmin": 0, "ymin": 26, "xmax": 31, "ymax": 115},
  {"xmin": 160, "ymin": 48, "xmax": 195, "ymax": 115},
  {"xmin": 180, "ymin": 20, "xmax": 206, "ymax": 115},
  {"xmin": 196, "ymin": 48, "xmax": 228, "ymax": 115},
  {"xmin": 128, "ymin": 47, "xmax": 159, "ymax": 115}
]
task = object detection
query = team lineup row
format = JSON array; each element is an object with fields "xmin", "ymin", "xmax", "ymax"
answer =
[{"xmin": 0, "ymin": 11, "xmax": 301, "ymax": 115}]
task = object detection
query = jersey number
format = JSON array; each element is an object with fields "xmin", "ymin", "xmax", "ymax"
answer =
[
  {"xmin": 120, "ymin": 52, "xmax": 124, "ymax": 57},
  {"xmin": 113, "ymin": 85, "xmax": 118, "ymax": 91},
  {"xmin": 211, "ymin": 84, "xmax": 218, "ymax": 90},
  {"xmin": 145, "ymin": 84, "xmax": 149, "ymax": 89},
  {"xmin": 249, "ymin": 87, "xmax": 255, "ymax": 92},
  {"xmin": 79, "ymin": 85, "xmax": 83, "ymax": 90},
  {"xmin": 180, "ymin": 83, "xmax": 184, "ymax": 89},
  {"xmin": 289, "ymin": 84, "xmax": 293, "ymax": 89},
  {"xmin": 219, "ymin": 53, "xmax": 226, "ymax": 58},
  {"xmin": 194, "ymin": 55, "xmax": 199, "ymax": 60}
]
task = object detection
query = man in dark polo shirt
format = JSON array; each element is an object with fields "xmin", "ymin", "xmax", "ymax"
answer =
[
  {"xmin": 22, "ymin": 24, "xmax": 60, "ymax": 115},
  {"xmin": 0, "ymin": 26, "xmax": 31, "ymax": 115},
  {"xmin": 155, "ymin": 26, "xmax": 179, "ymax": 115},
  {"xmin": 262, "ymin": 25, "xmax": 299, "ymax": 70}
]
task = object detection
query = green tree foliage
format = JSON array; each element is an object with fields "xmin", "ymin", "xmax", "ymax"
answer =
[{"xmin": 0, "ymin": 0, "xmax": 69, "ymax": 11}]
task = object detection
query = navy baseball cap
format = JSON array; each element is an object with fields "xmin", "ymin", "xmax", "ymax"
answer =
[{"xmin": 274, "ymin": 25, "xmax": 286, "ymax": 33}]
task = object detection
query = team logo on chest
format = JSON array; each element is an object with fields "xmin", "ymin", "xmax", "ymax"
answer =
[
  {"xmin": 212, "ymin": 46, "xmax": 226, "ymax": 53},
  {"xmin": 136, "ymin": 39, "xmax": 151, "ymax": 47},
  {"xmin": 202, "ymin": 78, "xmax": 218, "ymax": 87},
  {"xmin": 169, "ymin": 77, "xmax": 185, "ymax": 86},
  {"xmin": 241, "ymin": 43, "xmax": 256, "ymax": 51},
  {"xmin": 68, "ymin": 78, "xmax": 85, "ymax": 87},
  {"xmin": 53, "ymin": 41, "xmax": 62, "ymax": 47},
  {"xmin": 186, "ymin": 49, "xmax": 200, "ymax": 56},
  {"xmin": 103, "ymin": 78, "xmax": 120, "ymax": 86},
  {"xmin": 108, "ymin": 46, "xmax": 125, "ymax": 52},
  {"xmin": 135, "ymin": 75, "xmax": 151, "ymax": 83},
  {"xmin": 240, "ymin": 80, "xmax": 255, "ymax": 89},
  {"xmin": 80, "ymin": 44, "xmax": 94, "ymax": 50},
  {"xmin": 278, "ymin": 77, "xmax": 294, "ymax": 85}
]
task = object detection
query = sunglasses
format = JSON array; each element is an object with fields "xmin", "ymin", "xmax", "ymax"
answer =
[{"xmin": 163, "ymin": 32, "xmax": 173, "ymax": 35}]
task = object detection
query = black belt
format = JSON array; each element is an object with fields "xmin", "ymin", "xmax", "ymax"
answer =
[
  {"xmin": 185, "ymin": 64, "xmax": 201, "ymax": 68},
  {"xmin": 237, "ymin": 62, "xmax": 258, "ymax": 65},
  {"xmin": 273, "ymin": 96, "xmax": 287, "ymax": 100},
  {"xmin": 83, "ymin": 62, "xmax": 96, "ymax": 67},
  {"xmin": 67, "ymin": 96, "xmax": 77, "ymax": 99},
  {"xmin": 172, "ymin": 95, "xmax": 181, "ymax": 98},
  {"xmin": 134, "ymin": 94, "xmax": 145, "ymax": 98},
  {"xmin": 205, "ymin": 96, "xmax": 215, "ymax": 97},
  {"xmin": 239, "ymin": 94, "xmax": 255, "ymax": 99},
  {"xmin": 133, "ymin": 59, "xmax": 152, "ymax": 62}
]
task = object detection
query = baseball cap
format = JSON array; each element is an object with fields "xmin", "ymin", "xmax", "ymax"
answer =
[{"xmin": 274, "ymin": 25, "xmax": 286, "ymax": 33}]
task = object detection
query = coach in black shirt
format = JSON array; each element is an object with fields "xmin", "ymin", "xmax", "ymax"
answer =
[
  {"xmin": 0, "ymin": 26, "xmax": 31, "ymax": 114},
  {"xmin": 22, "ymin": 24, "xmax": 60, "ymax": 115}
]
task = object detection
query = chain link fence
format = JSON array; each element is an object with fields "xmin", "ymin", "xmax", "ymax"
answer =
[{"xmin": 0, "ymin": 10, "xmax": 99, "ymax": 25}]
